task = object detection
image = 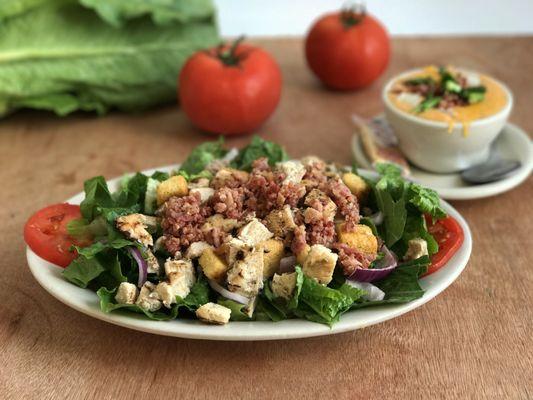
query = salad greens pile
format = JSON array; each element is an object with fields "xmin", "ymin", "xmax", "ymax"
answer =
[
  {"xmin": 0, "ymin": 0, "xmax": 218, "ymax": 117},
  {"xmin": 62, "ymin": 137, "xmax": 446, "ymax": 326}
]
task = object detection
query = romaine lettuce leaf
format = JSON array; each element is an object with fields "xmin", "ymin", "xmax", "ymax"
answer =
[
  {"xmin": 374, "ymin": 163, "xmax": 406, "ymax": 198},
  {"xmin": 287, "ymin": 267, "xmax": 305, "ymax": 310},
  {"xmin": 372, "ymin": 163, "xmax": 408, "ymax": 247},
  {"xmin": 375, "ymin": 188, "xmax": 407, "ymax": 247},
  {"xmin": 114, "ymin": 173, "xmax": 148, "ymax": 206},
  {"xmin": 255, "ymin": 281, "xmax": 289, "ymax": 321},
  {"xmin": 0, "ymin": 1, "xmax": 218, "ymax": 117},
  {"xmin": 255, "ymin": 297, "xmax": 287, "ymax": 322},
  {"xmin": 176, "ymin": 169, "xmax": 213, "ymax": 182},
  {"xmin": 231, "ymin": 136, "xmax": 289, "ymax": 171},
  {"xmin": 79, "ymin": 0, "xmax": 216, "ymax": 27},
  {"xmin": 351, "ymin": 256, "xmax": 429, "ymax": 309},
  {"xmin": 175, "ymin": 275, "xmax": 210, "ymax": 311},
  {"xmin": 338, "ymin": 282, "xmax": 367, "ymax": 302},
  {"xmin": 66, "ymin": 216, "xmax": 108, "ymax": 241},
  {"xmin": 217, "ymin": 299, "xmax": 252, "ymax": 321},
  {"xmin": 97, "ymin": 205, "xmax": 142, "ymax": 224},
  {"xmin": 80, "ymin": 172, "xmax": 151, "ymax": 224},
  {"xmin": 288, "ymin": 267, "xmax": 364, "ymax": 326},
  {"xmin": 407, "ymin": 184, "xmax": 447, "ymax": 219},
  {"xmin": 370, "ymin": 163, "xmax": 446, "ymax": 248},
  {"xmin": 150, "ymin": 171, "xmax": 170, "ymax": 182},
  {"xmin": 295, "ymin": 278, "xmax": 356, "ymax": 325},
  {"xmin": 80, "ymin": 176, "xmax": 114, "ymax": 222},
  {"xmin": 63, "ymin": 254, "xmax": 106, "ymax": 288},
  {"xmin": 0, "ymin": 0, "xmax": 49, "ymax": 22},
  {"xmin": 257, "ymin": 268, "xmax": 365, "ymax": 325},
  {"xmin": 399, "ymin": 214, "xmax": 439, "ymax": 257},
  {"xmin": 92, "ymin": 252, "xmax": 128, "ymax": 290},
  {"xmin": 179, "ymin": 137, "xmax": 227, "ymax": 175},
  {"xmin": 63, "ymin": 250, "xmax": 128, "ymax": 289},
  {"xmin": 72, "ymin": 238, "xmax": 134, "ymax": 259}
]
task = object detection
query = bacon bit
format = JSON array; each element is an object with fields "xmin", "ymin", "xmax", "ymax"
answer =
[
  {"xmin": 277, "ymin": 181, "xmax": 306, "ymax": 208},
  {"xmin": 301, "ymin": 160, "xmax": 328, "ymax": 191},
  {"xmin": 334, "ymin": 242, "xmax": 376, "ymax": 276},
  {"xmin": 210, "ymin": 187, "xmax": 246, "ymax": 220},
  {"xmin": 160, "ymin": 192, "xmax": 207, "ymax": 254},
  {"xmin": 327, "ymin": 178, "xmax": 360, "ymax": 231},
  {"xmin": 203, "ymin": 226, "xmax": 227, "ymax": 248},
  {"xmin": 291, "ymin": 225, "xmax": 307, "ymax": 255},
  {"xmin": 306, "ymin": 220, "xmax": 336, "ymax": 247}
]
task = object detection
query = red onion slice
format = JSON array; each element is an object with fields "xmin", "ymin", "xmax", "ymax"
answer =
[
  {"xmin": 279, "ymin": 255, "xmax": 296, "ymax": 273},
  {"xmin": 128, "ymin": 247, "xmax": 147, "ymax": 287},
  {"xmin": 345, "ymin": 280, "xmax": 385, "ymax": 301},
  {"xmin": 349, "ymin": 245, "xmax": 398, "ymax": 283},
  {"xmin": 208, "ymin": 279, "xmax": 249, "ymax": 305},
  {"xmin": 373, "ymin": 245, "xmax": 398, "ymax": 269},
  {"xmin": 350, "ymin": 266, "xmax": 395, "ymax": 282}
]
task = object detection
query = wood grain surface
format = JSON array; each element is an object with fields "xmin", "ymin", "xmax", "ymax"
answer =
[{"xmin": 1, "ymin": 37, "xmax": 532, "ymax": 400}]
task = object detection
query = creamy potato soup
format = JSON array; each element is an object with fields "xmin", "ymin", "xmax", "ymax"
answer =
[{"xmin": 388, "ymin": 66, "xmax": 508, "ymax": 135}]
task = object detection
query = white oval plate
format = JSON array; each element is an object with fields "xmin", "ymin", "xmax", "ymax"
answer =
[
  {"xmin": 352, "ymin": 118, "xmax": 532, "ymax": 200},
  {"xmin": 27, "ymin": 167, "xmax": 472, "ymax": 341}
]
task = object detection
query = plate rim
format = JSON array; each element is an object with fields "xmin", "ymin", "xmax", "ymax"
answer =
[
  {"xmin": 352, "ymin": 119, "xmax": 532, "ymax": 200},
  {"xmin": 26, "ymin": 167, "xmax": 473, "ymax": 341}
]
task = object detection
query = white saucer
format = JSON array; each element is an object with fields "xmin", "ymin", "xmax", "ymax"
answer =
[{"xmin": 352, "ymin": 117, "xmax": 532, "ymax": 200}]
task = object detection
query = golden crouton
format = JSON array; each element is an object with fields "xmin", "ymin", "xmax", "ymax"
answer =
[
  {"xmin": 342, "ymin": 172, "xmax": 370, "ymax": 203},
  {"xmin": 156, "ymin": 175, "xmax": 188, "ymax": 205},
  {"xmin": 295, "ymin": 244, "xmax": 310, "ymax": 265},
  {"xmin": 302, "ymin": 244, "xmax": 338, "ymax": 285},
  {"xmin": 199, "ymin": 248, "xmax": 228, "ymax": 282},
  {"xmin": 336, "ymin": 223, "xmax": 378, "ymax": 254},
  {"xmin": 257, "ymin": 239, "xmax": 285, "ymax": 278}
]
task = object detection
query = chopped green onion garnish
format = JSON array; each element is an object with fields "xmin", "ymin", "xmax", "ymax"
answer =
[
  {"xmin": 460, "ymin": 86, "xmax": 486, "ymax": 104},
  {"xmin": 467, "ymin": 92, "xmax": 485, "ymax": 103},
  {"xmin": 405, "ymin": 76, "xmax": 435, "ymax": 86},
  {"xmin": 445, "ymin": 79, "xmax": 462, "ymax": 93},
  {"xmin": 413, "ymin": 96, "xmax": 442, "ymax": 113}
]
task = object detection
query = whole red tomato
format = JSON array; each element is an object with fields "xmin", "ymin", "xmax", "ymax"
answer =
[
  {"xmin": 305, "ymin": 6, "xmax": 390, "ymax": 90},
  {"xmin": 179, "ymin": 38, "xmax": 282, "ymax": 135}
]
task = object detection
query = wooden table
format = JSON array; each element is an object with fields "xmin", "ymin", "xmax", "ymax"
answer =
[{"xmin": 1, "ymin": 37, "xmax": 531, "ymax": 399}]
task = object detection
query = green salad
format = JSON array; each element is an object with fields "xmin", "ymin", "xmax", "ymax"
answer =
[{"xmin": 61, "ymin": 137, "xmax": 450, "ymax": 326}]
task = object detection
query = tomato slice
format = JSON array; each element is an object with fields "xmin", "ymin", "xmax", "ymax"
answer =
[
  {"xmin": 24, "ymin": 203, "xmax": 90, "ymax": 268},
  {"xmin": 423, "ymin": 215, "xmax": 464, "ymax": 276}
]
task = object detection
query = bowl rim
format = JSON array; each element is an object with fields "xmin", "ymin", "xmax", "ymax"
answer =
[{"xmin": 382, "ymin": 67, "xmax": 514, "ymax": 129}]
